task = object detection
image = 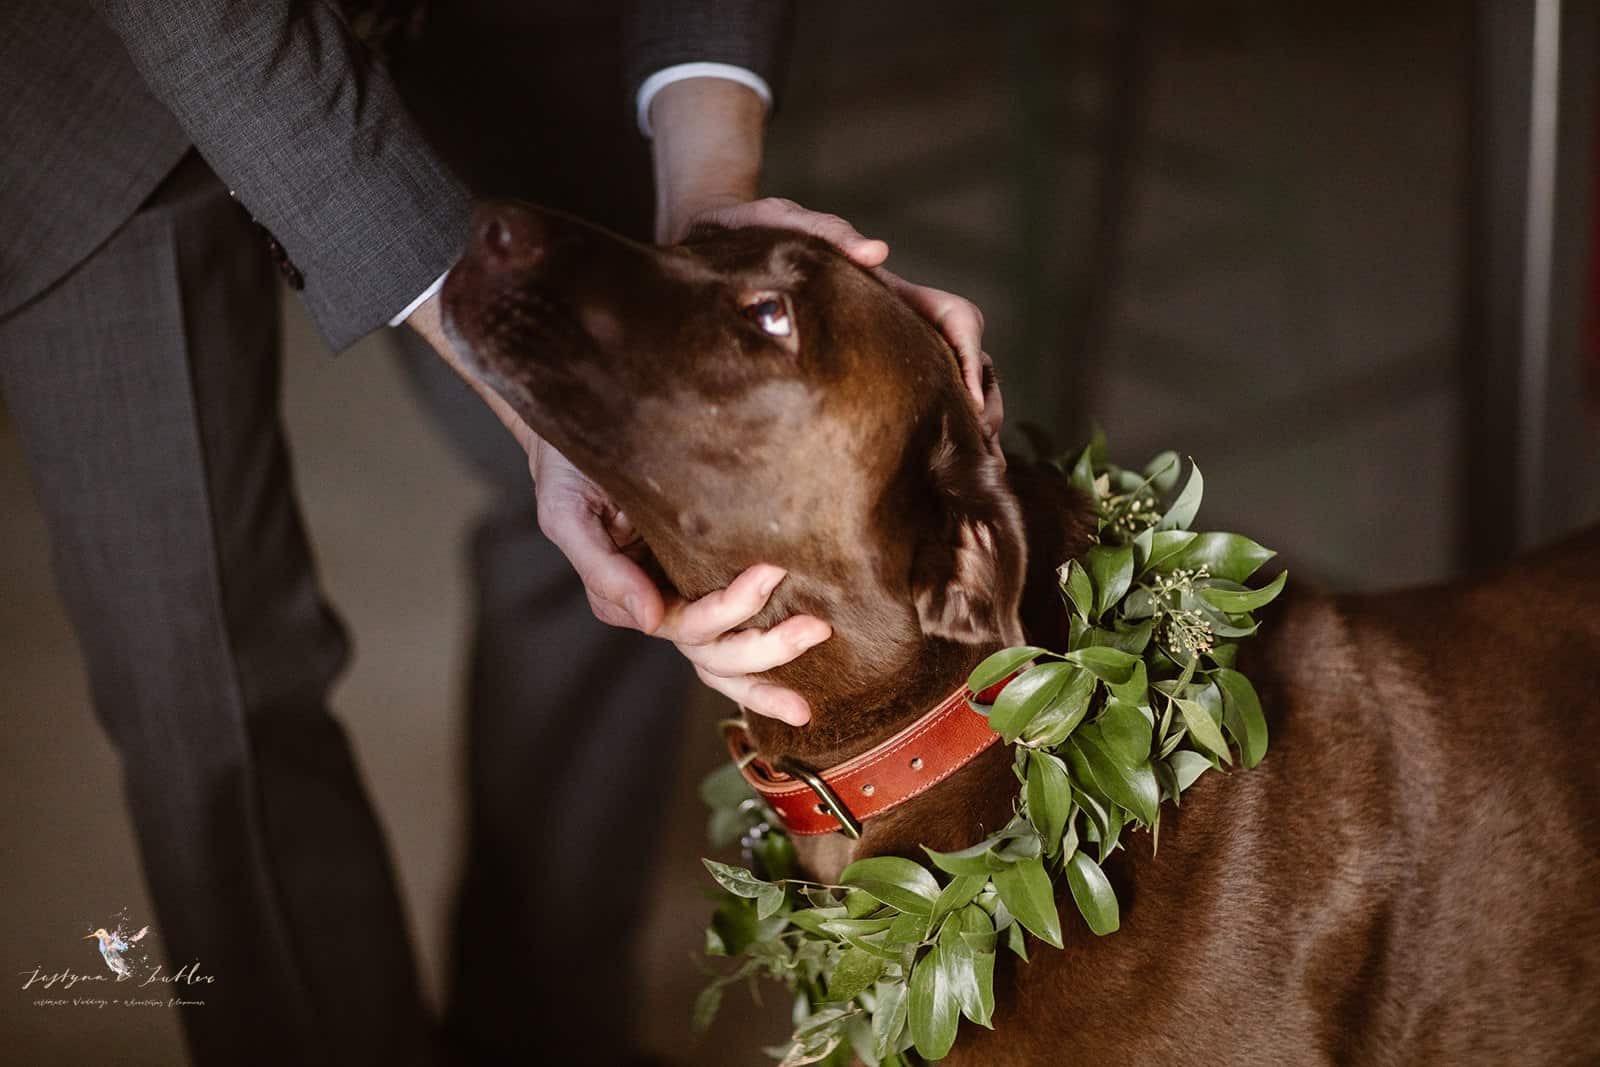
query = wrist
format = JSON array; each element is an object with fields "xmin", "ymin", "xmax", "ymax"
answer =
[
  {"xmin": 650, "ymin": 78, "xmax": 765, "ymax": 243},
  {"xmin": 658, "ymin": 190, "xmax": 751, "ymax": 245}
]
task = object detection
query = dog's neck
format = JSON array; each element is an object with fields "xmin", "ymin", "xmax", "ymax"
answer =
[{"xmin": 743, "ymin": 459, "xmax": 1095, "ymax": 876}]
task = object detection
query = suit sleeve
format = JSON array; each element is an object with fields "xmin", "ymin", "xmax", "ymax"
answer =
[
  {"xmin": 624, "ymin": 0, "xmax": 793, "ymax": 115},
  {"xmin": 94, "ymin": 0, "xmax": 472, "ymax": 352}
]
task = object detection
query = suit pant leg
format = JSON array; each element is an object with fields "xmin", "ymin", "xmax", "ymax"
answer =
[
  {"xmin": 0, "ymin": 155, "xmax": 438, "ymax": 1067},
  {"xmin": 391, "ymin": 329, "xmax": 693, "ymax": 1065}
]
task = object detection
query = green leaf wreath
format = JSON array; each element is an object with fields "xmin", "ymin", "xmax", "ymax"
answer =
[{"xmin": 695, "ymin": 436, "xmax": 1285, "ymax": 1065}]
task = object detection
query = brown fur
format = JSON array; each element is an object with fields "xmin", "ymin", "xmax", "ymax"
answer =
[{"xmin": 443, "ymin": 202, "xmax": 1600, "ymax": 1065}]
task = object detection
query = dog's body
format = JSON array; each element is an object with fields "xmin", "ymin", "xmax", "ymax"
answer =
[{"xmin": 443, "ymin": 203, "xmax": 1600, "ymax": 1064}]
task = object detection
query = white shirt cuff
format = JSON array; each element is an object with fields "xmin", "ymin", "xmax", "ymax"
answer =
[
  {"xmin": 635, "ymin": 62, "xmax": 772, "ymax": 138},
  {"xmin": 389, "ymin": 270, "xmax": 448, "ymax": 327}
]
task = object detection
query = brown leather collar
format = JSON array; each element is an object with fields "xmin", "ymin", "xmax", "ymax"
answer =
[{"xmin": 726, "ymin": 676, "xmax": 1013, "ymax": 838}]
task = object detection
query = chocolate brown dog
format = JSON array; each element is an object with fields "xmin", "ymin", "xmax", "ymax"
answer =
[{"xmin": 442, "ymin": 202, "xmax": 1600, "ymax": 1065}]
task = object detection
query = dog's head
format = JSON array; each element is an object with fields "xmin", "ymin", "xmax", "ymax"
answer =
[{"xmin": 443, "ymin": 202, "xmax": 1026, "ymax": 699}]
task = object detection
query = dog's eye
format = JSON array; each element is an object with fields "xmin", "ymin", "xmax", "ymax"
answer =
[{"xmin": 740, "ymin": 294, "xmax": 793, "ymax": 339}]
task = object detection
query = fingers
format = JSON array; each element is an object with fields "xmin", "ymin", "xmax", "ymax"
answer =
[
  {"xmin": 697, "ymin": 198, "xmax": 890, "ymax": 267},
  {"xmin": 654, "ymin": 563, "xmax": 786, "ymax": 645},
  {"xmin": 694, "ymin": 666, "xmax": 814, "ymax": 727},
  {"xmin": 531, "ymin": 446, "xmax": 665, "ymax": 631},
  {"xmin": 657, "ymin": 564, "xmax": 833, "ymax": 678},
  {"xmin": 542, "ymin": 496, "xmax": 664, "ymax": 630},
  {"xmin": 977, "ymin": 349, "xmax": 1005, "ymax": 453},
  {"xmin": 877, "ymin": 267, "xmax": 998, "ymax": 431},
  {"xmin": 678, "ymin": 613, "xmax": 832, "ymax": 679},
  {"xmin": 658, "ymin": 563, "xmax": 831, "ymax": 727}
]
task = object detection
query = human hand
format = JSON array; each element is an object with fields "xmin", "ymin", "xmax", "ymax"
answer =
[{"xmin": 528, "ymin": 440, "xmax": 827, "ymax": 726}]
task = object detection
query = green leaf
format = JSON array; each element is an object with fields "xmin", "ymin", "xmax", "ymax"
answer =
[
  {"xmin": 991, "ymin": 828, "xmax": 1042, "ymax": 865},
  {"xmin": 885, "ymin": 910, "xmax": 932, "ymax": 947},
  {"xmin": 756, "ymin": 883, "xmax": 787, "ymax": 920},
  {"xmin": 908, "ymin": 947, "xmax": 960, "ymax": 1060},
  {"xmin": 781, "ymin": 1007, "xmax": 851, "ymax": 1066},
  {"xmin": 870, "ymin": 979, "xmax": 909, "ymax": 1062},
  {"xmin": 786, "ymin": 906, "xmax": 846, "ymax": 935},
  {"xmin": 1025, "ymin": 752, "xmax": 1073, "ymax": 853},
  {"xmin": 1156, "ymin": 461, "xmax": 1202, "ymax": 531},
  {"xmin": 1064, "ymin": 851, "xmax": 1121, "ymax": 935},
  {"xmin": 1108, "ymin": 657, "xmax": 1148, "ymax": 705},
  {"xmin": 1131, "ymin": 527, "xmax": 1155, "ymax": 573},
  {"xmin": 991, "ymin": 854, "xmax": 1063, "ymax": 949},
  {"xmin": 1099, "ymin": 618, "xmax": 1154, "ymax": 656},
  {"xmin": 706, "ymin": 806, "xmax": 747, "ymax": 850},
  {"xmin": 1071, "ymin": 727, "xmax": 1161, "ymax": 827},
  {"xmin": 954, "ymin": 903, "xmax": 998, "ymax": 955},
  {"xmin": 816, "ymin": 916, "xmax": 898, "ymax": 939},
  {"xmin": 1085, "ymin": 544, "xmax": 1134, "ymax": 620},
  {"xmin": 845, "ymin": 1015, "xmax": 877, "ymax": 1067},
  {"xmin": 1198, "ymin": 569, "xmax": 1287, "ymax": 614},
  {"xmin": 1019, "ymin": 666, "xmax": 1095, "ymax": 748},
  {"xmin": 710, "ymin": 893, "xmax": 786, "ymax": 956},
  {"xmin": 1143, "ymin": 450, "xmax": 1182, "ymax": 493},
  {"xmin": 1153, "ymin": 756, "xmax": 1179, "ymax": 805},
  {"xmin": 826, "ymin": 945, "xmax": 885, "ymax": 1004},
  {"xmin": 692, "ymin": 981, "xmax": 724, "ymax": 1032},
  {"xmin": 1069, "ymin": 784, "xmax": 1113, "ymax": 844},
  {"xmin": 1059, "ymin": 804, "xmax": 1080, "ymax": 859},
  {"xmin": 928, "ymin": 874, "xmax": 987, "ymax": 932},
  {"xmin": 1005, "ymin": 920, "xmax": 1028, "ymax": 961},
  {"xmin": 703, "ymin": 859, "xmax": 775, "ymax": 900},
  {"xmin": 844, "ymin": 889, "xmax": 880, "ymax": 919},
  {"xmin": 1064, "ymin": 645, "xmax": 1139, "ymax": 685},
  {"xmin": 988, "ymin": 661, "xmax": 1078, "ymax": 742},
  {"xmin": 1156, "ymin": 531, "xmax": 1275, "ymax": 582},
  {"xmin": 1196, "ymin": 601, "xmax": 1260, "ymax": 639},
  {"xmin": 1100, "ymin": 801, "xmax": 1124, "ymax": 861},
  {"xmin": 796, "ymin": 1007, "xmax": 851, "ymax": 1038},
  {"xmin": 1175, "ymin": 696, "xmax": 1232, "ymax": 763},
  {"xmin": 1086, "ymin": 424, "xmax": 1108, "ymax": 467},
  {"xmin": 699, "ymin": 758, "xmax": 755, "ymax": 811},
  {"xmin": 1168, "ymin": 750, "xmax": 1213, "ymax": 792},
  {"xmin": 1098, "ymin": 699, "xmax": 1153, "ymax": 766},
  {"xmin": 966, "ymin": 645, "xmax": 1048, "ymax": 694},
  {"xmin": 1068, "ymin": 443, "xmax": 1097, "ymax": 496},
  {"xmin": 755, "ymin": 832, "xmax": 800, "ymax": 882},
  {"xmin": 845, "ymin": 933, "xmax": 902, "ymax": 962},
  {"xmin": 971, "ymin": 949, "xmax": 996, "ymax": 1028},
  {"xmin": 925, "ymin": 837, "xmax": 1000, "ymax": 878},
  {"xmin": 1215, "ymin": 667, "xmax": 1269, "ymax": 768},
  {"xmin": 841, "ymin": 857, "xmax": 941, "ymax": 916},
  {"xmin": 1142, "ymin": 530, "xmax": 1197, "ymax": 573},
  {"xmin": 1059, "ymin": 559, "xmax": 1096, "ymax": 623},
  {"xmin": 940, "ymin": 907, "xmax": 996, "ymax": 1028}
]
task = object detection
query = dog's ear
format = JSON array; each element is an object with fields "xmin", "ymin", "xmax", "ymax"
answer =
[{"xmin": 910, "ymin": 415, "xmax": 1028, "ymax": 646}]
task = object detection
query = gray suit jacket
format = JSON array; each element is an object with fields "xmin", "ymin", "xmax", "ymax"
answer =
[{"xmin": 0, "ymin": 0, "xmax": 788, "ymax": 351}]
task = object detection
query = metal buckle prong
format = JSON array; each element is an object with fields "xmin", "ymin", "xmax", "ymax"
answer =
[{"xmin": 775, "ymin": 757, "xmax": 863, "ymax": 840}]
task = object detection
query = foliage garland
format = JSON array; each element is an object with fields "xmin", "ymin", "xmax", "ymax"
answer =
[{"xmin": 694, "ymin": 437, "xmax": 1286, "ymax": 1064}]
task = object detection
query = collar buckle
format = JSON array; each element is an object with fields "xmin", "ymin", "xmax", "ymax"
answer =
[{"xmin": 774, "ymin": 757, "xmax": 863, "ymax": 839}]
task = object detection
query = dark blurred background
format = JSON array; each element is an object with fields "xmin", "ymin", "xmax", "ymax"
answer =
[{"xmin": 3, "ymin": 1, "xmax": 1595, "ymax": 1063}]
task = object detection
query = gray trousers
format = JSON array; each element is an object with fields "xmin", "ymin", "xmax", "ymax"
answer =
[{"xmin": 0, "ymin": 153, "xmax": 689, "ymax": 1066}]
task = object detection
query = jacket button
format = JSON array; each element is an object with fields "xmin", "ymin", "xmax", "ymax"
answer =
[
  {"xmin": 229, "ymin": 192, "xmax": 304, "ymax": 290},
  {"xmin": 264, "ymin": 233, "xmax": 305, "ymax": 291}
]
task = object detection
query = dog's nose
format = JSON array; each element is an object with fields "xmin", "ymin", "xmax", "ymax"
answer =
[{"xmin": 472, "ymin": 204, "xmax": 545, "ymax": 270}]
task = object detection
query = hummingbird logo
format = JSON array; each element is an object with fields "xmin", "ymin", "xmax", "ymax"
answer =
[{"xmin": 83, "ymin": 920, "xmax": 151, "ymax": 979}]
